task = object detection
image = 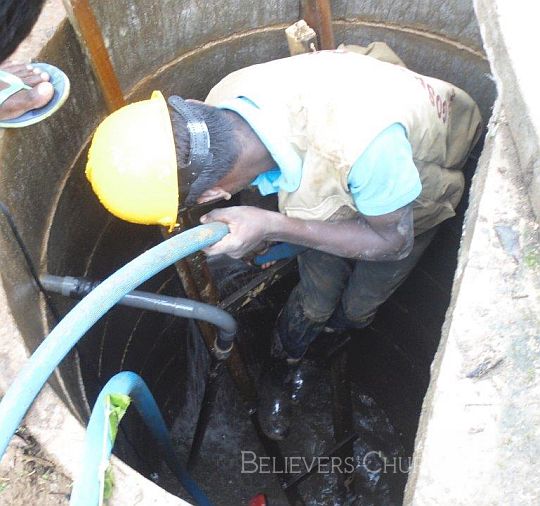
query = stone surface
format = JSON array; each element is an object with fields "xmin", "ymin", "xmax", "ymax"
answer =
[
  {"xmin": 0, "ymin": 431, "xmax": 71, "ymax": 505},
  {"xmin": 405, "ymin": 109, "xmax": 540, "ymax": 505},
  {"xmin": 475, "ymin": 0, "xmax": 540, "ymax": 222},
  {"xmin": 10, "ymin": 0, "xmax": 65, "ymax": 62},
  {"xmin": 90, "ymin": 0, "xmax": 299, "ymax": 92},
  {"xmin": 334, "ymin": 0, "xmax": 484, "ymax": 52},
  {"xmin": 406, "ymin": 2, "xmax": 540, "ymax": 503}
]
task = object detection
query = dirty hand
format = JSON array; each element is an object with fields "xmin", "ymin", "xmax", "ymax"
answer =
[{"xmin": 200, "ymin": 206, "xmax": 276, "ymax": 258}]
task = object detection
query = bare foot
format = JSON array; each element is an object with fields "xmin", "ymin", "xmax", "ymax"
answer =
[
  {"xmin": 0, "ymin": 61, "xmax": 54, "ymax": 121},
  {"xmin": 261, "ymin": 260, "xmax": 277, "ymax": 270}
]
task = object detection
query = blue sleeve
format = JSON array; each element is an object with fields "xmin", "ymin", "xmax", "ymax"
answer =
[{"xmin": 348, "ymin": 123, "xmax": 422, "ymax": 216}]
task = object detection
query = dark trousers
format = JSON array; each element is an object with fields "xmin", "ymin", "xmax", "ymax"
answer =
[{"xmin": 276, "ymin": 227, "xmax": 438, "ymax": 359}]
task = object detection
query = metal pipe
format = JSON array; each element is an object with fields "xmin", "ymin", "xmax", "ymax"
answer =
[
  {"xmin": 42, "ymin": 272, "xmax": 236, "ymax": 471},
  {"xmin": 62, "ymin": 0, "xmax": 125, "ymax": 112},
  {"xmin": 330, "ymin": 347, "xmax": 355, "ymax": 501},
  {"xmin": 40, "ymin": 274, "xmax": 236, "ymax": 351},
  {"xmin": 0, "ymin": 206, "xmax": 168, "ymax": 469},
  {"xmin": 249, "ymin": 412, "xmax": 306, "ymax": 506},
  {"xmin": 283, "ymin": 433, "xmax": 358, "ymax": 491},
  {"xmin": 163, "ymin": 221, "xmax": 258, "ymax": 404},
  {"xmin": 300, "ymin": 0, "xmax": 336, "ymax": 50}
]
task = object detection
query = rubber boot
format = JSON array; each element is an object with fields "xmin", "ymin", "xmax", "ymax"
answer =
[
  {"xmin": 258, "ymin": 291, "xmax": 328, "ymax": 440},
  {"xmin": 257, "ymin": 354, "xmax": 300, "ymax": 440}
]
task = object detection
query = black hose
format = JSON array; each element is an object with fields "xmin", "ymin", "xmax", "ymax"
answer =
[
  {"xmin": 40, "ymin": 274, "xmax": 237, "ymax": 353},
  {"xmin": 0, "ymin": 202, "xmax": 60, "ymax": 321}
]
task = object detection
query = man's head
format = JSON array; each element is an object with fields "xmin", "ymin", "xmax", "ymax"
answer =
[
  {"xmin": 171, "ymin": 98, "xmax": 275, "ymax": 207},
  {"xmin": 86, "ymin": 91, "xmax": 270, "ymax": 228},
  {"xmin": 169, "ymin": 98, "xmax": 240, "ymax": 207}
]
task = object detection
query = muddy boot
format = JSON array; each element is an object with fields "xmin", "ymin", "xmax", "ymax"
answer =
[
  {"xmin": 258, "ymin": 293, "xmax": 327, "ymax": 439},
  {"xmin": 257, "ymin": 355, "xmax": 300, "ymax": 440}
]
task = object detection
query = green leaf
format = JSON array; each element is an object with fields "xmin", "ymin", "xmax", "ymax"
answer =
[
  {"xmin": 106, "ymin": 393, "xmax": 131, "ymax": 443},
  {"xmin": 99, "ymin": 393, "xmax": 131, "ymax": 503}
]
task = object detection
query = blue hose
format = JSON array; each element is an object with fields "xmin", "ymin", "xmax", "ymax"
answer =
[
  {"xmin": 253, "ymin": 242, "xmax": 306, "ymax": 266},
  {"xmin": 0, "ymin": 223, "xmax": 228, "ymax": 459},
  {"xmin": 70, "ymin": 372, "xmax": 212, "ymax": 506}
]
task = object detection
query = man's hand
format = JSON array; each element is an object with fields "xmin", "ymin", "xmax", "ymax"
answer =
[
  {"xmin": 200, "ymin": 206, "xmax": 275, "ymax": 258},
  {"xmin": 200, "ymin": 202, "xmax": 415, "ymax": 262}
]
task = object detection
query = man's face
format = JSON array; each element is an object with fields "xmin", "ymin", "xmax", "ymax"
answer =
[
  {"xmin": 192, "ymin": 104, "xmax": 273, "ymax": 206},
  {"xmin": 195, "ymin": 165, "xmax": 253, "ymax": 205}
]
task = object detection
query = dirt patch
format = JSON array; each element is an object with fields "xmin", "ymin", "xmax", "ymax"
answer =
[
  {"xmin": 0, "ymin": 427, "xmax": 70, "ymax": 505},
  {"xmin": 11, "ymin": 0, "xmax": 66, "ymax": 62}
]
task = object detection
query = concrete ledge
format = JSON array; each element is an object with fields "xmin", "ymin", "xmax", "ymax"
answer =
[
  {"xmin": 474, "ymin": 0, "xmax": 540, "ymax": 220},
  {"xmin": 406, "ymin": 3, "xmax": 540, "ymax": 502},
  {"xmin": 405, "ymin": 107, "xmax": 540, "ymax": 504}
]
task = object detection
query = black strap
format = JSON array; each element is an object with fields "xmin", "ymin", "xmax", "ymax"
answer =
[{"xmin": 167, "ymin": 95, "xmax": 212, "ymax": 170}]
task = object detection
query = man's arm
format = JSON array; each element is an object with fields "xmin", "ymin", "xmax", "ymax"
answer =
[
  {"xmin": 200, "ymin": 203, "xmax": 414, "ymax": 261},
  {"xmin": 270, "ymin": 203, "xmax": 414, "ymax": 261}
]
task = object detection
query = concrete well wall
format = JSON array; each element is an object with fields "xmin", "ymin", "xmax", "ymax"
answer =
[{"xmin": 2, "ymin": 1, "xmax": 533, "ymax": 505}]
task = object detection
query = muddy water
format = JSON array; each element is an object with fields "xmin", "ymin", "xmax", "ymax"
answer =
[{"xmin": 155, "ymin": 258, "xmax": 408, "ymax": 506}]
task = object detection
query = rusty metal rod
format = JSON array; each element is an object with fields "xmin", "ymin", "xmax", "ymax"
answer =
[
  {"xmin": 63, "ymin": 0, "xmax": 125, "ymax": 111},
  {"xmin": 300, "ymin": 0, "xmax": 336, "ymax": 50},
  {"xmin": 161, "ymin": 224, "xmax": 258, "ymax": 405},
  {"xmin": 330, "ymin": 345, "xmax": 355, "ymax": 501},
  {"xmin": 172, "ymin": 213, "xmax": 257, "ymax": 404},
  {"xmin": 187, "ymin": 354, "xmax": 226, "ymax": 470},
  {"xmin": 177, "ymin": 212, "xmax": 258, "ymax": 403}
]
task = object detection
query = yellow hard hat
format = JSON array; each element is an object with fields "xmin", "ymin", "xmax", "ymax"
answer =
[{"xmin": 85, "ymin": 91, "xmax": 179, "ymax": 228}]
